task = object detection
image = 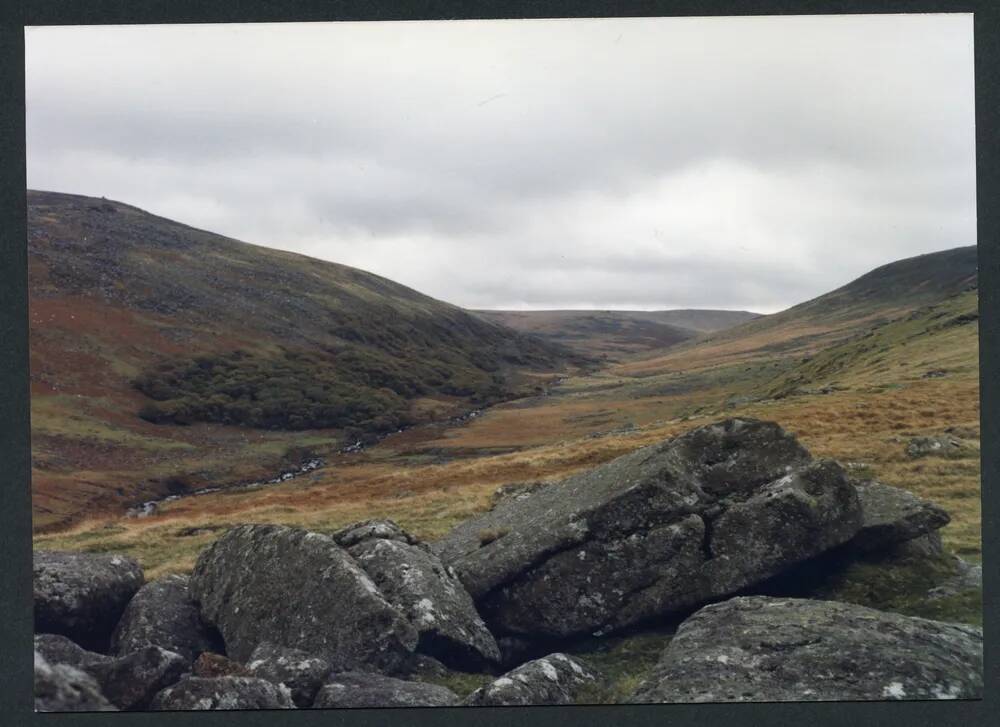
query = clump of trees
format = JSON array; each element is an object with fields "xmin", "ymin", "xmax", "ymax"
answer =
[{"xmin": 133, "ymin": 346, "xmax": 513, "ymax": 432}]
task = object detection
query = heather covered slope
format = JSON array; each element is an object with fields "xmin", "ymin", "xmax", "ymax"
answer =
[
  {"xmin": 28, "ymin": 191, "xmax": 577, "ymax": 528},
  {"xmin": 475, "ymin": 309, "xmax": 758, "ymax": 360}
]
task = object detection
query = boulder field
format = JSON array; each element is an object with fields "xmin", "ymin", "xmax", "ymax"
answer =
[{"xmin": 32, "ymin": 418, "xmax": 982, "ymax": 710}]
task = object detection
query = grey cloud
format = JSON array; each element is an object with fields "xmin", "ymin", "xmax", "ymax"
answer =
[{"xmin": 25, "ymin": 15, "xmax": 976, "ymax": 312}]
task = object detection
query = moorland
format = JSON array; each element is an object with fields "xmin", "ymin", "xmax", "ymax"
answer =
[{"xmin": 29, "ymin": 190, "xmax": 981, "ymax": 700}]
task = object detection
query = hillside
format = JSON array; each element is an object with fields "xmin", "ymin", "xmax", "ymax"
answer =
[
  {"xmin": 28, "ymin": 190, "xmax": 578, "ymax": 528},
  {"xmin": 474, "ymin": 309, "xmax": 759, "ymax": 360},
  {"xmin": 618, "ymin": 246, "xmax": 978, "ymax": 377}
]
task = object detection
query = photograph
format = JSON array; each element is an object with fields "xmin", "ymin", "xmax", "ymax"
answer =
[{"xmin": 24, "ymin": 12, "xmax": 983, "ymax": 712}]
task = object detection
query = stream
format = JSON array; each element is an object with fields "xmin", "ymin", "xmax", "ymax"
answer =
[{"xmin": 124, "ymin": 376, "xmax": 567, "ymax": 518}]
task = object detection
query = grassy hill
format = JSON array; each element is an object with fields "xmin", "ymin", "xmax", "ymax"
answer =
[
  {"xmin": 475, "ymin": 309, "xmax": 758, "ymax": 360},
  {"xmin": 28, "ymin": 190, "xmax": 579, "ymax": 528}
]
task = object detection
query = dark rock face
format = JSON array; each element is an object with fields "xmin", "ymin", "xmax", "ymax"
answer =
[
  {"xmin": 349, "ymin": 537, "xmax": 501, "ymax": 670},
  {"xmin": 189, "ymin": 524, "xmax": 418, "ymax": 672},
  {"xmin": 247, "ymin": 642, "xmax": 332, "ymax": 708},
  {"xmin": 311, "ymin": 672, "xmax": 459, "ymax": 708},
  {"xmin": 632, "ymin": 596, "xmax": 983, "ymax": 703},
  {"xmin": 463, "ymin": 653, "xmax": 602, "ymax": 706},
  {"xmin": 332, "ymin": 518, "xmax": 420, "ymax": 548},
  {"xmin": 111, "ymin": 574, "xmax": 220, "ymax": 663},
  {"xmin": 34, "ymin": 551, "xmax": 144, "ymax": 651},
  {"xmin": 846, "ymin": 480, "xmax": 950, "ymax": 553},
  {"xmin": 98, "ymin": 646, "xmax": 188, "ymax": 711},
  {"xmin": 34, "ymin": 651, "xmax": 117, "ymax": 712},
  {"xmin": 150, "ymin": 676, "xmax": 295, "ymax": 710},
  {"xmin": 434, "ymin": 419, "xmax": 861, "ymax": 637}
]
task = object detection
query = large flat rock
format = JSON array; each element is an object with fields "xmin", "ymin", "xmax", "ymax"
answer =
[
  {"xmin": 632, "ymin": 596, "xmax": 983, "ymax": 702},
  {"xmin": 189, "ymin": 524, "xmax": 418, "ymax": 673},
  {"xmin": 434, "ymin": 419, "xmax": 862, "ymax": 637}
]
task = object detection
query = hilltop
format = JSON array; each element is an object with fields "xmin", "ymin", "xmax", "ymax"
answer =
[
  {"xmin": 474, "ymin": 309, "xmax": 758, "ymax": 360},
  {"xmin": 28, "ymin": 191, "xmax": 579, "ymax": 528}
]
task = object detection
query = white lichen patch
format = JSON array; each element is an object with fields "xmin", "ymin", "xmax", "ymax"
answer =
[
  {"xmin": 882, "ymin": 682, "xmax": 907, "ymax": 699},
  {"xmin": 539, "ymin": 661, "xmax": 559, "ymax": 681}
]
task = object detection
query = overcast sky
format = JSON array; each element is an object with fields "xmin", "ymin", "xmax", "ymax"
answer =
[{"xmin": 25, "ymin": 14, "xmax": 975, "ymax": 313}]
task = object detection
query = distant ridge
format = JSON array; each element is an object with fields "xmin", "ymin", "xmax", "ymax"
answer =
[{"xmin": 474, "ymin": 309, "xmax": 759, "ymax": 360}]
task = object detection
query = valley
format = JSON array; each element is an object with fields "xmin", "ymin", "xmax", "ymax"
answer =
[{"xmin": 28, "ymin": 193, "xmax": 982, "ymax": 705}]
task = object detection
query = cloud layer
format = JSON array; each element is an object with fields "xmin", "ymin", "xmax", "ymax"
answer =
[{"xmin": 26, "ymin": 14, "xmax": 976, "ymax": 313}]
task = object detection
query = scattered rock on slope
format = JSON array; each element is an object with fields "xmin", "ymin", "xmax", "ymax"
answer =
[
  {"xmin": 150, "ymin": 676, "xmax": 295, "ymax": 710},
  {"xmin": 189, "ymin": 524, "xmax": 418, "ymax": 673},
  {"xmin": 631, "ymin": 596, "xmax": 983, "ymax": 703},
  {"xmin": 346, "ymin": 525, "xmax": 501, "ymax": 670},
  {"xmin": 34, "ymin": 551, "xmax": 144, "ymax": 651},
  {"xmin": 434, "ymin": 419, "xmax": 862, "ymax": 638},
  {"xmin": 463, "ymin": 653, "xmax": 603, "ymax": 706},
  {"xmin": 312, "ymin": 672, "xmax": 459, "ymax": 708},
  {"xmin": 111, "ymin": 574, "xmax": 220, "ymax": 663},
  {"xmin": 905, "ymin": 435, "xmax": 966, "ymax": 459}
]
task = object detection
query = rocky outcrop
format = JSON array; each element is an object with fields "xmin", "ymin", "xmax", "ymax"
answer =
[
  {"xmin": 463, "ymin": 653, "xmax": 602, "ymax": 706},
  {"xmin": 311, "ymin": 672, "xmax": 459, "ymax": 708},
  {"xmin": 189, "ymin": 524, "xmax": 418, "ymax": 672},
  {"xmin": 846, "ymin": 480, "xmax": 950, "ymax": 553},
  {"xmin": 34, "ymin": 651, "xmax": 117, "ymax": 712},
  {"xmin": 34, "ymin": 551, "xmax": 144, "ymax": 651},
  {"xmin": 632, "ymin": 596, "xmax": 983, "ymax": 703},
  {"xmin": 435, "ymin": 419, "xmax": 862, "ymax": 637},
  {"xmin": 150, "ymin": 676, "xmax": 295, "ymax": 710},
  {"xmin": 247, "ymin": 643, "xmax": 332, "ymax": 708},
  {"xmin": 348, "ymin": 533, "xmax": 501, "ymax": 670},
  {"xmin": 111, "ymin": 574, "xmax": 220, "ymax": 663}
]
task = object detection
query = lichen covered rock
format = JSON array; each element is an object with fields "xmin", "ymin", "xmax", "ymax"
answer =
[
  {"xmin": 463, "ymin": 653, "xmax": 602, "ymax": 706},
  {"xmin": 111, "ymin": 574, "xmax": 220, "ymax": 663},
  {"xmin": 311, "ymin": 671, "xmax": 459, "ymax": 708},
  {"xmin": 631, "ymin": 596, "xmax": 983, "ymax": 702},
  {"xmin": 349, "ymin": 536, "xmax": 500, "ymax": 670},
  {"xmin": 150, "ymin": 676, "xmax": 295, "ymax": 710},
  {"xmin": 189, "ymin": 524, "xmax": 417, "ymax": 673},
  {"xmin": 34, "ymin": 651, "xmax": 117, "ymax": 712},
  {"xmin": 34, "ymin": 551, "xmax": 144, "ymax": 651},
  {"xmin": 435, "ymin": 419, "xmax": 862, "ymax": 638}
]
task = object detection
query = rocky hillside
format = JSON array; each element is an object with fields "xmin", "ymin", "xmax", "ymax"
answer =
[
  {"xmin": 28, "ymin": 191, "xmax": 578, "ymax": 527},
  {"xmin": 33, "ymin": 419, "xmax": 982, "ymax": 710},
  {"xmin": 475, "ymin": 308, "xmax": 759, "ymax": 360}
]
